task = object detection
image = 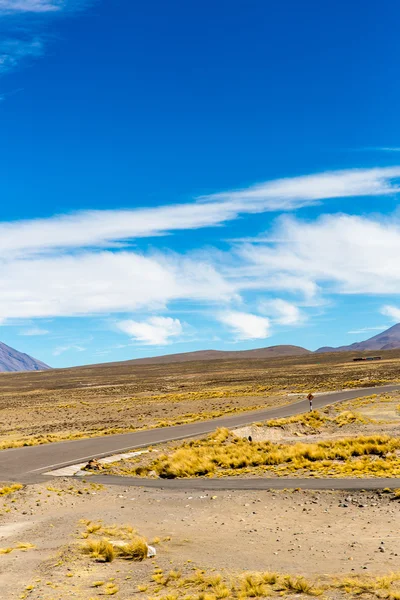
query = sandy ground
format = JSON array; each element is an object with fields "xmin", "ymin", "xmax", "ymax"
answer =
[{"xmin": 1, "ymin": 479, "xmax": 400, "ymax": 600}]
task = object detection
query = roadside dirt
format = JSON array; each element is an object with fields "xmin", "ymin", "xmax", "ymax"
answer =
[{"xmin": 1, "ymin": 479, "xmax": 400, "ymax": 599}]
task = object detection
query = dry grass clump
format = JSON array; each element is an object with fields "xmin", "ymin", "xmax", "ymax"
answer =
[
  {"xmin": 81, "ymin": 539, "xmax": 116, "ymax": 562},
  {"xmin": 266, "ymin": 410, "xmax": 369, "ymax": 430},
  {"xmin": 141, "ymin": 567, "xmax": 400, "ymax": 599},
  {"xmin": 0, "ymin": 483, "xmax": 23, "ymax": 496},
  {"xmin": 136, "ymin": 567, "xmax": 400, "ymax": 600},
  {"xmin": 0, "ymin": 542, "xmax": 35, "ymax": 555},
  {"xmin": 80, "ymin": 520, "xmax": 150, "ymax": 562},
  {"xmin": 130, "ymin": 428, "xmax": 400, "ymax": 479}
]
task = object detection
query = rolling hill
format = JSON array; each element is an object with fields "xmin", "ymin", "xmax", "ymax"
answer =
[
  {"xmin": 121, "ymin": 345, "xmax": 311, "ymax": 365},
  {"xmin": 0, "ymin": 341, "xmax": 50, "ymax": 373}
]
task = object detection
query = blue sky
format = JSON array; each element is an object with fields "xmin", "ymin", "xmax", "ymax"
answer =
[{"xmin": 2, "ymin": 0, "xmax": 400, "ymax": 367}]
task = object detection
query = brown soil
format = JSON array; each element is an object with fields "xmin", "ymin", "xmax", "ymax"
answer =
[{"xmin": 1, "ymin": 480, "xmax": 400, "ymax": 600}]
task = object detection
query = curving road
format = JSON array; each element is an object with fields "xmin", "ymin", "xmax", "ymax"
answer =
[{"xmin": 1, "ymin": 383, "xmax": 400, "ymax": 486}]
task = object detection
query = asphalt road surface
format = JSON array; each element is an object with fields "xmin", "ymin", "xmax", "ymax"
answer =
[
  {"xmin": 90, "ymin": 474, "xmax": 400, "ymax": 491},
  {"xmin": 1, "ymin": 383, "xmax": 400, "ymax": 485}
]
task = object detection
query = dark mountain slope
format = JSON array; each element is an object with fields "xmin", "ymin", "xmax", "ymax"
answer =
[
  {"xmin": 316, "ymin": 323, "xmax": 400, "ymax": 353},
  {"xmin": 0, "ymin": 341, "xmax": 50, "ymax": 373}
]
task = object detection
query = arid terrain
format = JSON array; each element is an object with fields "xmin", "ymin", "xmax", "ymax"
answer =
[
  {"xmin": 1, "ymin": 480, "xmax": 400, "ymax": 600},
  {"xmin": 2, "ymin": 351, "xmax": 400, "ymax": 599},
  {"xmin": 2, "ymin": 350, "xmax": 400, "ymax": 450}
]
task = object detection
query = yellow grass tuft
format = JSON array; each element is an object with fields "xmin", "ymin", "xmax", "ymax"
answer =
[
  {"xmin": 0, "ymin": 483, "xmax": 23, "ymax": 496},
  {"xmin": 81, "ymin": 539, "xmax": 115, "ymax": 562}
]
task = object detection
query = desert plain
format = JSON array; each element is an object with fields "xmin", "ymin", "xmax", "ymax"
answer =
[{"xmin": 1, "ymin": 350, "xmax": 400, "ymax": 600}]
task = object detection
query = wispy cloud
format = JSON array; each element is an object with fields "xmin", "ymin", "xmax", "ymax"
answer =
[
  {"xmin": 0, "ymin": 0, "xmax": 64, "ymax": 13},
  {"xmin": 0, "ymin": 0, "xmax": 93, "ymax": 76},
  {"xmin": 347, "ymin": 326, "xmax": 388, "ymax": 335},
  {"xmin": 218, "ymin": 311, "xmax": 271, "ymax": 340},
  {"xmin": 53, "ymin": 344, "xmax": 86, "ymax": 356},
  {"xmin": 0, "ymin": 0, "xmax": 90, "ymax": 13},
  {"xmin": 365, "ymin": 147, "xmax": 400, "ymax": 153},
  {"xmin": 2, "ymin": 167, "xmax": 400, "ymax": 259},
  {"xmin": 19, "ymin": 326, "xmax": 49, "ymax": 336},
  {"xmin": 0, "ymin": 38, "xmax": 43, "ymax": 74},
  {"xmin": 117, "ymin": 317, "xmax": 183, "ymax": 345}
]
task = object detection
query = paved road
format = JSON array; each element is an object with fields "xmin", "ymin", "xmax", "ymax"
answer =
[
  {"xmin": 1, "ymin": 383, "xmax": 399, "ymax": 484},
  {"xmin": 90, "ymin": 474, "xmax": 400, "ymax": 491}
]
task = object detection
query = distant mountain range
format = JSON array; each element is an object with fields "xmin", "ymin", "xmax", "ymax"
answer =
[
  {"xmin": 122, "ymin": 322, "xmax": 400, "ymax": 365},
  {"xmin": 3, "ymin": 322, "xmax": 400, "ymax": 372},
  {"xmin": 0, "ymin": 341, "xmax": 50, "ymax": 373},
  {"xmin": 316, "ymin": 322, "xmax": 400, "ymax": 353}
]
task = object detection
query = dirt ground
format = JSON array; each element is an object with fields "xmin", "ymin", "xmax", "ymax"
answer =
[
  {"xmin": 2, "ymin": 350, "xmax": 400, "ymax": 450},
  {"xmin": 1, "ymin": 479, "xmax": 400, "ymax": 600},
  {"xmin": 2, "ymin": 355, "xmax": 400, "ymax": 599}
]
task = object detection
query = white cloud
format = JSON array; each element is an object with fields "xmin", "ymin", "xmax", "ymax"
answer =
[
  {"xmin": 117, "ymin": 316, "xmax": 183, "ymax": 345},
  {"xmin": 2, "ymin": 169, "xmax": 400, "ymax": 325},
  {"xmin": 218, "ymin": 311, "xmax": 271, "ymax": 340},
  {"xmin": 19, "ymin": 327, "xmax": 49, "ymax": 336},
  {"xmin": 239, "ymin": 213, "xmax": 400, "ymax": 296},
  {"xmin": 203, "ymin": 166, "xmax": 400, "ymax": 208},
  {"xmin": 380, "ymin": 305, "xmax": 400, "ymax": 322},
  {"xmin": 259, "ymin": 299, "xmax": 305, "ymax": 325},
  {"xmin": 0, "ymin": 0, "xmax": 64, "ymax": 12},
  {"xmin": 0, "ymin": 251, "xmax": 235, "ymax": 320},
  {"xmin": 2, "ymin": 167, "xmax": 400, "ymax": 259}
]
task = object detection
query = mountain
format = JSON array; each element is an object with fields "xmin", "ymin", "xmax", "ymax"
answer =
[
  {"xmin": 316, "ymin": 323, "xmax": 400, "ymax": 353},
  {"xmin": 121, "ymin": 345, "xmax": 311, "ymax": 365},
  {"xmin": 0, "ymin": 341, "xmax": 50, "ymax": 373}
]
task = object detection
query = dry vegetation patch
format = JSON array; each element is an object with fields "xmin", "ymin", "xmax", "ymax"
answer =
[
  {"xmin": 80, "ymin": 520, "xmax": 153, "ymax": 562},
  {"xmin": 0, "ymin": 483, "xmax": 23, "ymax": 496},
  {"xmin": 107, "ymin": 427, "xmax": 400, "ymax": 479}
]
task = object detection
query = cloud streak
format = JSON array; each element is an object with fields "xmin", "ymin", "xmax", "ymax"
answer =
[
  {"xmin": 0, "ymin": 0, "xmax": 93, "ymax": 75},
  {"xmin": 0, "ymin": 0, "xmax": 64, "ymax": 12},
  {"xmin": 2, "ymin": 167, "xmax": 400, "ymax": 258},
  {"xmin": 0, "ymin": 38, "xmax": 43, "ymax": 74}
]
